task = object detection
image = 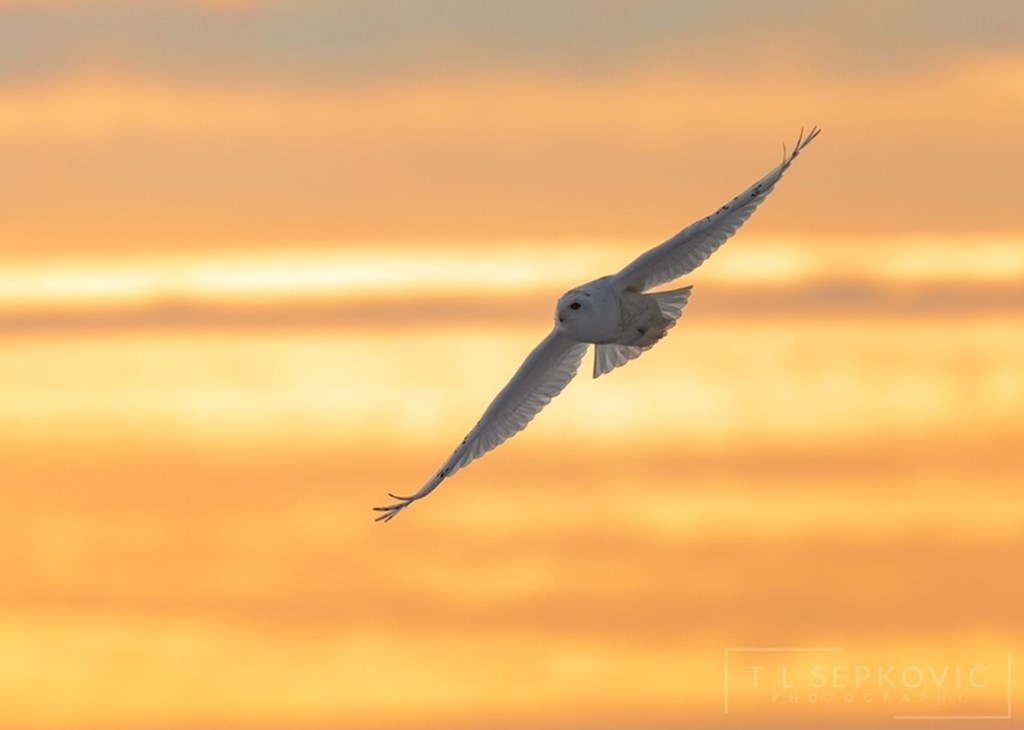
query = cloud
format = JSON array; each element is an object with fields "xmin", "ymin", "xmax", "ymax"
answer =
[
  {"xmin": 3, "ymin": 236, "xmax": 1023, "ymax": 332},
  {"xmin": 1, "ymin": 3, "xmax": 1022, "ymax": 251},
  {"xmin": 4, "ymin": 280, "xmax": 1024, "ymax": 335},
  {"xmin": 0, "ymin": 1, "xmax": 1021, "ymax": 85},
  {"xmin": 2, "ymin": 51, "xmax": 1023, "ymax": 254},
  {"xmin": 2, "ymin": 49, "xmax": 1022, "ymax": 143}
]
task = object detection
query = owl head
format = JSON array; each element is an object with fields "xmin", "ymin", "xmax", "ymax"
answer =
[
  {"xmin": 554, "ymin": 277, "xmax": 620, "ymax": 343},
  {"xmin": 555, "ymin": 288, "xmax": 591, "ymax": 326}
]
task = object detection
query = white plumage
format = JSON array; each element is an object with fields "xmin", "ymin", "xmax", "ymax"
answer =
[{"xmin": 375, "ymin": 128, "xmax": 820, "ymax": 522}]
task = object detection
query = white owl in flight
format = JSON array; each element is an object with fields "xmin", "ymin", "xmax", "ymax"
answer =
[{"xmin": 375, "ymin": 128, "xmax": 820, "ymax": 522}]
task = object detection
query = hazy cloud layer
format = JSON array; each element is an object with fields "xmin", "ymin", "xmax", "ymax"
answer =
[
  {"xmin": 2, "ymin": 3, "xmax": 1022, "ymax": 252},
  {"xmin": 1, "ymin": 1, "xmax": 1021, "ymax": 84}
]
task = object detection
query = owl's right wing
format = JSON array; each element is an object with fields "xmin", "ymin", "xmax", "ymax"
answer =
[
  {"xmin": 612, "ymin": 127, "xmax": 819, "ymax": 293},
  {"xmin": 374, "ymin": 329, "xmax": 589, "ymax": 522}
]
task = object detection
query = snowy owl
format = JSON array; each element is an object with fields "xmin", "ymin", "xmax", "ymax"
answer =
[{"xmin": 375, "ymin": 128, "xmax": 820, "ymax": 522}]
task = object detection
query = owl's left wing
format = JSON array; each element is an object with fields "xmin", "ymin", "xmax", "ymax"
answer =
[
  {"xmin": 374, "ymin": 329, "xmax": 589, "ymax": 522},
  {"xmin": 612, "ymin": 127, "xmax": 819, "ymax": 293}
]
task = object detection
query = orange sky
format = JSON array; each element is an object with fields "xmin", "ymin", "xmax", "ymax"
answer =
[
  {"xmin": 2, "ymin": 2, "xmax": 1023, "ymax": 255},
  {"xmin": 2, "ymin": 2, "xmax": 1023, "ymax": 729}
]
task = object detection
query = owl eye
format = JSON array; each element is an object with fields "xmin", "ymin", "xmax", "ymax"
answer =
[{"xmin": 569, "ymin": 302, "xmax": 581, "ymax": 310}]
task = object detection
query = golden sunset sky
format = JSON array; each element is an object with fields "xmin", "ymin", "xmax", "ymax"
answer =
[{"xmin": 2, "ymin": 1, "xmax": 1023, "ymax": 729}]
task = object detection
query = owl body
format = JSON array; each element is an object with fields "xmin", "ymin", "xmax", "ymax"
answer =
[{"xmin": 555, "ymin": 276, "xmax": 671, "ymax": 348}]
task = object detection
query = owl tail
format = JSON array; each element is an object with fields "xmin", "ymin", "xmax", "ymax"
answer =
[{"xmin": 592, "ymin": 285, "xmax": 693, "ymax": 378}]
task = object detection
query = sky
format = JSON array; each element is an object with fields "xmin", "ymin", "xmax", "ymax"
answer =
[
  {"xmin": 3, "ymin": 0, "xmax": 1023, "ymax": 257},
  {"xmin": 2, "ymin": 2, "xmax": 1023, "ymax": 729}
]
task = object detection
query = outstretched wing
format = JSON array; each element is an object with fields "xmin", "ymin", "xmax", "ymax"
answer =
[
  {"xmin": 613, "ymin": 127, "xmax": 820, "ymax": 293},
  {"xmin": 375, "ymin": 330, "xmax": 589, "ymax": 522}
]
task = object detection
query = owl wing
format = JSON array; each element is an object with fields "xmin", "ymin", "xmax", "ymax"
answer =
[
  {"xmin": 612, "ymin": 127, "xmax": 819, "ymax": 293},
  {"xmin": 375, "ymin": 329, "xmax": 589, "ymax": 522}
]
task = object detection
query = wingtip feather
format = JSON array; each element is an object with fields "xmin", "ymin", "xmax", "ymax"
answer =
[{"xmin": 373, "ymin": 493, "xmax": 417, "ymax": 523}]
